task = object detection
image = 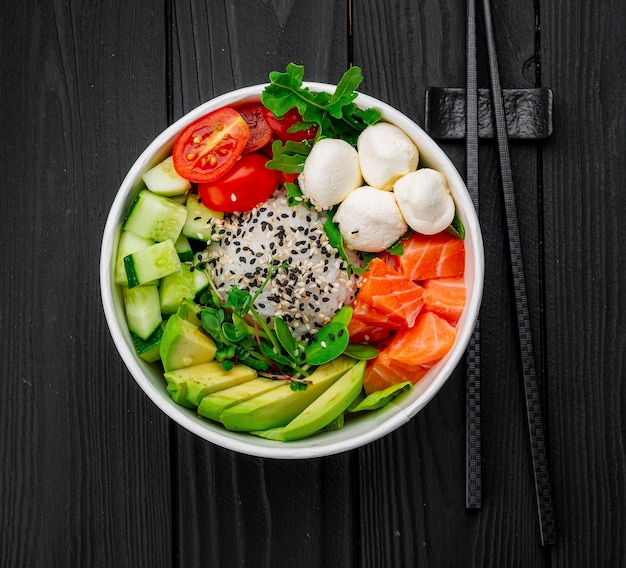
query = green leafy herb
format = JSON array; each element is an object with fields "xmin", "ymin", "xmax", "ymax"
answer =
[
  {"xmin": 261, "ymin": 63, "xmax": 382, "ymax": 146},
  {"xmin": 343, "ymin": 343, "xmax": 379, "ymax": 361},
  {"xmin": 323, "ymin": 208, "xmax": 366, "ymax": 278},
  {"xmin": 266, "ymin": 140, "xmax": 312, "ymax": 174},
  {"xmin": 447, "ymin": 212, "xmax": 466, "ymax": 240},
  {"xmin": 304, "ymin": 322, "xmax": 350, "ymax": 365}
]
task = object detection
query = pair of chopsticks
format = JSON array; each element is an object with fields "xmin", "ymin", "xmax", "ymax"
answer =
[{"xmin": 465, "ymin": 0, "xmax": 557, "ymax": 546}]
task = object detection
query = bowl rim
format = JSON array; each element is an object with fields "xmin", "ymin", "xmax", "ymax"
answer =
[{"xmin": 100, "ymin": 82, "xmax": 484, "ymax": 459}]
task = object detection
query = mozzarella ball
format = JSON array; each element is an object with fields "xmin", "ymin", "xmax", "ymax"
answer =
[
  {"xmin": 357, "ymin": 122, "xmax": 419, "ymax": 191},
  {"xmin": 393, "ymin": 168, "xmax": 455, "ymax": 235},
  {"xmin": 298, "ymin": 138, "xmax": 362, "ymax": 209},
  {"xmin": 334, "ymin": 186, "xmax": 408, "ymax": 252}
]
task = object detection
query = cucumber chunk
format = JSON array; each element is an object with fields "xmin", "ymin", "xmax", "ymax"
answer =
[
  {"xmin": 174, "ymin": 235, "xmax": 193, "ymax": 262},
  {"xmin": 114, "ymin": 230, "xmax": 154, "ymax": 286},
  {"xmin": 159, "ymin": 264, "xmax": 209, "ymax": 315},
  {"xmin": 124, "ymin": 240, "xmax": 181, "ymax": 288},
  {"xmin": 142, "ymin": 156, "xmax": 191, "ymax": 197},
  {"xmin": 131, "ymin": 325, "xmax": 163, "ymax": 363},
  {"xmin": 182, "ymin": 194, "xmax": 223, "ymax": 241},
  {"xmin": 123, "ymin": 189, "xmax": 187, "ymax": 243},
  {"xmin": 122, "ymin": 285, "xmax": 162, "ymax": 340}
]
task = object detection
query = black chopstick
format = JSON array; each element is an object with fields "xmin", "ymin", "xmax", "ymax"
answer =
[
  {"xmin": 465, "ymin": 0, "xmax": 482, "ymax": 510},
  {"xmin": 481, "ymin": 0, "xmax": 557, "ymax": 546}
]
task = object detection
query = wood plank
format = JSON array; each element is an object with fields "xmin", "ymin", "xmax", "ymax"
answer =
[
  {"xmin": 167, "ymin": 2, "xmax": 358, "ymax": 566},
  {"xmin": 0, "ymin": 1, "xmax": 171, "ymax": 566},
  {"xmin": 541, "ymin": 1, "xmax": 626, "ymax": 565},
  {"xmin": 353, "ymin": 0, "xmax": 548, "ymax": 565}
]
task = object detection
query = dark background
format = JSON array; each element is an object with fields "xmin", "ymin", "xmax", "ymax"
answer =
[{"xmin": 2, "ymin": 1, "xmax": 625, "ymax": 566}]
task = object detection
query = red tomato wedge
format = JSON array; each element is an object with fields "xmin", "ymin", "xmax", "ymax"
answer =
[
  {"xmin": 197, "ymin": 152, "xmax": 281, "ymax": 213},
  {"xmin": 363, "ymin": 312, "xmax": 457, "ymax": 394},
  {"xmin": 237, "ymin": 103, "xmax": 273, "ymax": 153},
  {"xmin": 422, "ymin": 276, "xmax": 466, "ymax": 325},
  {"xmin": 172, "ymin": 108, "xmax": 250, "ymax": 183},
  {"xmin": 354, "ymin": 258, "xmax": 425, "ymax": 328},
  {"xmin": 383, "ymin": 231, "xmax": 465, "ymax": 281},
  {"xmin": 262, "ymin": 107, "xmax": 318, "ymax": 142}
]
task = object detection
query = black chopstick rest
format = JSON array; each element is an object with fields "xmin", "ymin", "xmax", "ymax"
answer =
[{"xmin": 425, "ymin": 87, "xmax": 553, "ymax": 141}]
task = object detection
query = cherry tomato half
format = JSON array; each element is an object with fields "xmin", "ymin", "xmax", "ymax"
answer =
[
  {"xmin": 172, "ymin": 107, "xmax": 250, "ymax": 183},
  {"xmin": 262, "ymin": 107, "xmax": 318, "ymax": 142},
  {"xmin": 197, "ymin": 152, "xmax": 281, "ymax": 213},
  {"xmin": 237, "ymin": 103, "xmax": 273, "ymax": 153}
]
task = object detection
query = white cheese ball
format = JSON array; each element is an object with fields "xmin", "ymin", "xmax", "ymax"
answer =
[
  {"xmin": 334, "ymin": 186, "xmax": 408, "ymax": 253},
  {"xmin": 357, "ymin": 122, "xmax": 419, "ymax": 191},
  {"xmin": 298, "ymin": 138, "xmax": 362, "ymax": 210},
  {"xmin": 393, "ymin": 168, "xmax": 456, "ymax": 235}
]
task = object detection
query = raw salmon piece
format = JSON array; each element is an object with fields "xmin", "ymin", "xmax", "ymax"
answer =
[
  {"xmin": 364, "ymin": 351, "xmax": 429, "ymax": 394},
  {"xmin": 347, "ymin": 314, "xmax": 393, "ymax": 344},
  {"xmin": 356, "ymin": 258, "xmax": 425, "ymax": 328},
  {"xmin": 383, "ymin": 231, "xmax": 465, "ymax": 281},
  {"xmin": 422, "ymin": 276, "xmax": 466, "ymax": 325},
  {"xmin": 387, "ymin": 311, "xmax": 457, "ymax": 368}
]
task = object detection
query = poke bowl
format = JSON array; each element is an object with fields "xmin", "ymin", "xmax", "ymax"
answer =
[{"xmin": 100, "ymin": 66, "xmax": 484, "ymax": 459}]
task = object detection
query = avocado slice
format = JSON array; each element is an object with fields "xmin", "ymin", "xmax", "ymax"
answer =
[
  {"xmin": 160, "ymin": 314, "xmax": 216, "ymax": 372},
  {"xmin": 176, "ymin": 298, "xmax": 202, "ymax": 327},
  {"xmin": 277, "ymin": 359, "xmax": 366, "ymax": 441},
  {"xmin": 197, "ymin": 377, "xmax": 283, "ymax": 421},
  {"xmin": 219, "ymin": 356, "xmax": 356, "ymax": 432},
  {"xmin": 164, "ymin": 361, "xmax": 257, "ymax": 407}
]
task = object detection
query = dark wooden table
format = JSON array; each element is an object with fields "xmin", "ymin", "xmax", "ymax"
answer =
[{"xmin": 3, "ymin": 1, "xmax": 625, "ymax": 566}]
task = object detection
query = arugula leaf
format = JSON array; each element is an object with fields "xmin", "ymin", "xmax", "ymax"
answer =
[
  {"xmin": 261, "ymin": 63, "xmax": 381, "ymax": 144},
  {"xmin": 447, "ymin": 212, "xmax": 466, "ymax": 240},
  {"xmin": 265, "ymin": 140, "xmax": 311, "ymax": 174}
]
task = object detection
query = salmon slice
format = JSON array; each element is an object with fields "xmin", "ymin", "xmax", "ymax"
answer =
[
  {"xmin": 347, "ymin": 313, "xmax": 393, "ymax": 344},
  {"xmin": 387, "ymin": 311, "xmax": 457, "ymax": 368},
  {"xmin": 364, "ymin": 351, "xmax": 429, "ymax": 394},
  {"xmin": 422, "ymin": 276, "xmax": 466, "ymax": 325},
  {"xmin": 363, "ymin": 312, "xmax": 457, "ymax": 393},
  {"xmin": 355, "ymin": 258, "xmax": 425, "ymax": 328},
  {"xmin": 383, "ymin": 231, "xmax": 465, "ymax": 281}
]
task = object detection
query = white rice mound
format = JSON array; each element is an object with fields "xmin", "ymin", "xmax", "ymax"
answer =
[{"xmin": 204, "ymin": 190, "xmax": 360, "ymax": 339}]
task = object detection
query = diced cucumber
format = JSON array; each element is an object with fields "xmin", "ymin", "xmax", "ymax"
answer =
[
  {"xmin": 123, "ymin": 189, "xmax": 187, "ymax": 243},
  {"xmin": 174, "ymin": 235, "xmax": 193, "ymax": 262},
  {"xmin": 182, "ymin": 194, "xmax": 223, "ymax": 241},
  {"xmin": 122, "ymin": 285, "xmax": 162, "ymax": 340},
  {"xmin": 142, "ymin": 156, "xmax": 191, "ymax": 197},
  {"xmin": 169, "ymin": 193, "xmax": 189, "ymax": 205},
  {"xmin": 114, "ymin": 230, "xmax": 154, "ymax": 286},
  {"xmin": 124, "ymin": 240, "xmax": 181, "ymax": 288},
  {"xmin": 159, "ymin": 264, "xmax": 210, "ymax": 315},
  {"xmin": 131, "ymin": 325, "xmax": 163, "ymax": 363}
]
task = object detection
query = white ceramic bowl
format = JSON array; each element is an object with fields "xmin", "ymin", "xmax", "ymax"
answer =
[{"xmin": 100, "ymin": 83, "xmax": 484, "ymax": 459}]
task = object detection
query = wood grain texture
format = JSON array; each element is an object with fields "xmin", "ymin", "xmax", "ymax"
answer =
[
  {"xmin": 0, "ymin": 1, "xmax": 172, "ymax": 566},
  {"xmin": 2, "ymin": 0, "xmax": 624, "ymax": 566},
  {"xmin": 353, "ymin": 1, "xmax": 548, "ymax": 565},
  {"xmin": 168, "ymin": 2, "xmax": 358, "ymax": 567},
  {"xmin": 542, "ymin": 0, "xmax": 626, "ymax": 565}
]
